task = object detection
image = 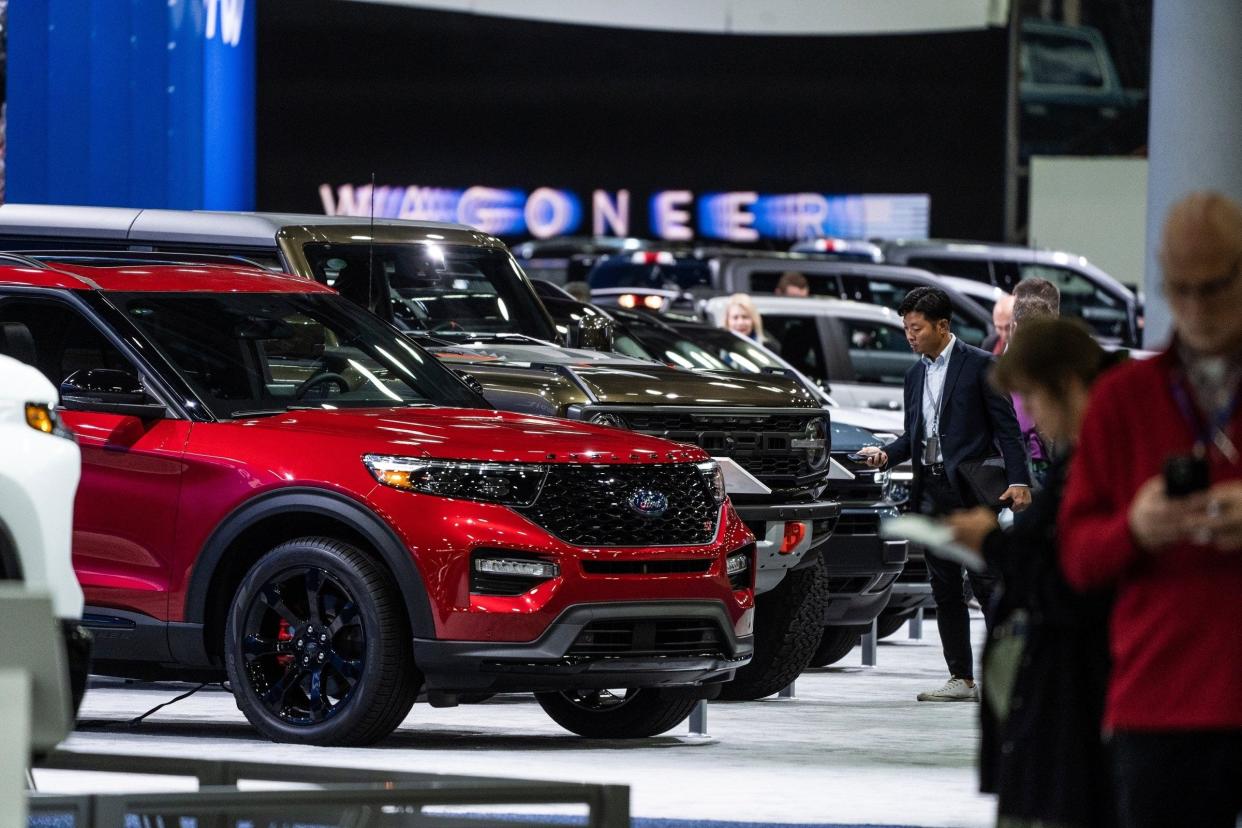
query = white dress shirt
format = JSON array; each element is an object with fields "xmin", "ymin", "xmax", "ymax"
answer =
[{"xmin": 920, "ymin": 335, "xmax": 956, "ymax": 463}]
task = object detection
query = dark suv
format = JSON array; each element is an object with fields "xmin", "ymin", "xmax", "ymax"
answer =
[{"xmin": 0, "ymin": 256, "xmax": 755, "ymax": 745}]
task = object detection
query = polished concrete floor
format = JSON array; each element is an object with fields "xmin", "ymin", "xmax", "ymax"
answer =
[{"xmin": 35, "ymin": 617, "xmax": 994, "ymax": 828}]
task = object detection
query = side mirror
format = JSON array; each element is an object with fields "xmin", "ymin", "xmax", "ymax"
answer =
[
  {"xmin": 566, "ymin": 315, "xmax": 615, "ymax": 352},
  {"xmin": 452, "ymin": 370, "xmax": 487, "ymax": 397},
  {"xmin": 60, "ymin": 369, "xmax": 167, "ymax": 419}
]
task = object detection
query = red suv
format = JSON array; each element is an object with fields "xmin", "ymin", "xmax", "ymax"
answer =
[{"xmin": 0, "ymin": 256, "xmax": 755, "ymax": 745}]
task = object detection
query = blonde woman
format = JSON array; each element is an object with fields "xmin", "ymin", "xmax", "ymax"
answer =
[{"xmin": 723, "ymin": 293, "xmax": 764, "ymax": 341}]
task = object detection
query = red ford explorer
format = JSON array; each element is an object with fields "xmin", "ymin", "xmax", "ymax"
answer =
[{"xmin": 0, "ymin": 255, "xmax": 755, "ymax": 745}]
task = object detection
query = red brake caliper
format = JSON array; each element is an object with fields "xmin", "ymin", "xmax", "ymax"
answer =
[{"xmin": 276, "ymin": 619, "xmax": 294, "ymax": 666}]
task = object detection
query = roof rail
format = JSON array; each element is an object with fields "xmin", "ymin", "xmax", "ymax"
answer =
[
  {"xmin": 0, "ymin": 252, "xmax": 52, "ymax": 269},
  {"xmin": 7, "ymin": 249, "xmax": 276, "ymax": 271}
]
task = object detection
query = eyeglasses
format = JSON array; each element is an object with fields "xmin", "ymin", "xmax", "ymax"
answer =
[{"xmin": 1163, "ymin": 255, "xmax": 1242, "ymax": 303}]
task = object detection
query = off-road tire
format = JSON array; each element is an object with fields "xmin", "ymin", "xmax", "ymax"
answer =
[
  {"xmin": 224, "ymin": 537, "xmax": 419, "ymax": 746},
  {"xmin": 535, "ymin": 688, "xmax": 700, "ymax": 738},
  {"xmin": 876, "ymin": 609, "xmax": 914, "ymax": 640},
  {"xmin": 807, "ymin": 624, "xmax": 866, "ymax": 668},
  {"xmin": 718, "ymin": 560, "xmax": 828, "ymax": 700}
]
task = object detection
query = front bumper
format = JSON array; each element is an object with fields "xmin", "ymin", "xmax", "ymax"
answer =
[
  {"xmin": 732, "ymin": 499, "xmax": 840, "ymax": 594},
  {"xmin": 821, "ymin": 506, "xmax": 908, "ymax": 626},
  {"xmin": 885, "ymin": 547, "xmax": 935, "ymax": 614},
  {"xmin": 413, "ymin": 601, "xmax": 753, "ymax": 694}
]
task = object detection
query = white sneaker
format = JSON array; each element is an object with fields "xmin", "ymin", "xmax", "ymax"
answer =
[{"xmin": 916, "ymin": 677, "xmax": 979, "ymax": 702}]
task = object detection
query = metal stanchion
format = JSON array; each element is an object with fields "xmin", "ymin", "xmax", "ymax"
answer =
[
  {"xmin": 688, "ymin": 700, "xmax": 708, "ymax": 736},
  {"xmin": 861, "ymin": 618, "xmax": 878, "ymax": 666},
  {"xmin": 778, "ymin": 682, "xmax": 796, "ymax": 699},
  {"xmin": 909, "ymin": 607, "xmax": 924, "ymax": 640}
]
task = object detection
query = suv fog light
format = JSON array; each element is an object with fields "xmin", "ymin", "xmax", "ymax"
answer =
[
  {"xmin": 780, "ymin": 521, "xmax": 807, "ymax": 554},
  {"xmin": 726, "ymin": 553, "xmax": 748, "ymax": 576},
  {"xmin": 475, "ymin": 558, "xmax": 560, "ymax": 579}
]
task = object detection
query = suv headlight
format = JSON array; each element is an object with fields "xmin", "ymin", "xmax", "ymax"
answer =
[
  {"xmin": 793, "ymin": 417, "xmax": 830, "ymax": 471},
  {"xmin": 363, "ymin": 455, "xmax": 548, "ymax": 507},
  {"xmin": 26, "ymin": 403, "xmax": 76, "ymax": 441},
  {"xmin": 697, "ymin": 460, "xmax": 726, "ymax": 504}
]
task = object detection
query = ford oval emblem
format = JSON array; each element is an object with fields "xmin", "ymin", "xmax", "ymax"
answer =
[{"xmin": 628, "ymin": 488, "xmax": 669, "ymax": 518}]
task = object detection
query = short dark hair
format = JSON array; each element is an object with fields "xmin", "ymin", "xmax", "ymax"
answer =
[
  {"xmin": 776, "ymin": 271, "xmax": 809, "ymax": 292},
  {"xmin": 1013, "ymin": 277, "xmax": 1061, "ymax": 314},
  {"xmin": 897, "ymin": 286, "xmax": 952, "ymax": 323},
  {"xmin": 1013, "ymin": 295, "xmax": 1057, "ymax": 325}
]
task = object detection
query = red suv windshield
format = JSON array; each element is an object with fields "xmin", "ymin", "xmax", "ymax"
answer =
[{"xmin": 110, "ymin": 291, "xmax": 484, "ymax": 419}]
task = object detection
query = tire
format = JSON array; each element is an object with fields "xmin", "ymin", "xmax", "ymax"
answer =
[
  {"xmin": 718, "ymin": 559, "xmax": 829, "ymax": 701},
  {"xmin": 224, "ymin": 537, "xmax": 419, "ymax": 746},
  {"xmin": 876, "ymin": 610, "xmax": 914, "ymax": 640},
  {"xmin": 807, "ymin": 625, "xmax": 866, "ymax": 668},
  {"xmin": 535, "ymin": 688, "xmax": 700, "ymax": 738}
]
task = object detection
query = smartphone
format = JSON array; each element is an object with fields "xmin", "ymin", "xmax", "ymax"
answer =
[
  {"xmin": 1164, "ymin": 454, "xmax": 1210, "ymax": 497},
  {"xmin": 847, "ymin": 451, "xmax": 871, "ymax": 462}
]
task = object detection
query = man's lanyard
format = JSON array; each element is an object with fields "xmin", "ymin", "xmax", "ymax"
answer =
[
  {"xmin": 1169, "ymin": 372, "xmax": 1242, "ymax": 464},
  {"xmin": 923, "ymin": 358, "xmax": 946, "ymax": 436}
]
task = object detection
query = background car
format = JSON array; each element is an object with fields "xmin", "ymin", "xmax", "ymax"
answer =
[
  {"xmin": 0, "ymin": 351, "xmax": 91, "ymax": 718},
  {"xmin": 879, "ymin": 238, "xmax": 1141, "ymax": 346}
]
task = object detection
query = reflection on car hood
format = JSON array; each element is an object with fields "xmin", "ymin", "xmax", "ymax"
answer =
[
  {"xmin": 234, "ymin": 406, "xmax": 707, "ymax": 464},
  {"xmin": 830, "ymin": 405, "xmax": 905, "ymax": 434},
  {"xmin": 432, "ymin": 343, "xmax": 821, "ymax": 408}
]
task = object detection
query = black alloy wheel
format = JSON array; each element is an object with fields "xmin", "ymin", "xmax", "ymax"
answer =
[
  {"xmin": 535, "ymin": 687, "xmax": 700, "ymax": 738},
  {"xmin": 225, "ymin": 537, "xmax": 419, "ymax": 745}
]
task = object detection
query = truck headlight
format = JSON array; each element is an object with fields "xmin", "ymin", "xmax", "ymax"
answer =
[
  {"xmin": 363, "ymin": 455, "xmax": 548, "ymax": 507},
  {"xmin": 793, "ymin": 417, "xmax": 830, "ymax": 470},
  {"xmin": 587, "ymin": 412, "xmax": 628, "ymax": 429},
  {"xmin": 697, "ymin": 460, "xmax": 726, "ymax": 504}
]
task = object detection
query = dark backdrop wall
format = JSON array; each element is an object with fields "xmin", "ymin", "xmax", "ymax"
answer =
[{"xmin": 257, "ymin": 1, "xmax": 1009, "ymax": 241}]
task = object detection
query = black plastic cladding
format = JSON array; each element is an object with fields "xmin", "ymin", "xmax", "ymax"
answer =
[
  {"xmin": 566, "ymin": 618, "xmax": 728, "ymax": 658},
  {"xmin": 516, "ymin": 463, "xmax": 718, "ymax": 547}
]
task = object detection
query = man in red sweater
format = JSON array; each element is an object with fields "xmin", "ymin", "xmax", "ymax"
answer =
[{"xmin": 1060, "ymin": 191, "xmax": 1242, "ymax": 828}]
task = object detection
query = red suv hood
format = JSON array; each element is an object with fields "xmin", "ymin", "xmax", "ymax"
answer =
[{"xmin": 238, "ymin": 406, "xmax": 707, "ymax": 465}]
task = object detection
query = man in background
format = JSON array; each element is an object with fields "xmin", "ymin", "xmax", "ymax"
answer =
[
  {"xmin": 774, "ymin": 271, "xmax": 810, "ymax": 297},
  {"xmin": 861, "ymin": 287, "xmax": 1030, "ymax": 702},
  {"xmin": 982, "ymin": 293, "xmax": 1015, "ymax": 355}
]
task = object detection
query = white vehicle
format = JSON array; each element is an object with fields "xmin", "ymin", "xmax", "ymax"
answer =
[
  {"xmin": 0, "ymin": 352, "xmax": 90, "ymax": 712},
  {"xmin": 704, "ymin": 295, "xmax": 914, "ymax": 412}
]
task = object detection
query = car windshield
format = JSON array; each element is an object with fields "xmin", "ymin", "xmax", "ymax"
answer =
[
  {"xmin": 587, "ymin": 260, "xmax": 713, "ymax": 291},
  {"xmin": 615, "ymin": 318, "xmax": 733, "ymax": 372},
  {"xmin": 112, "ymin": 291, "xmax": 483, "ymax": 419},
  {"xmin": 303, "ymin": 242, "xmax": 558, "ymax": 342},
  {"xmin": 671, "ymin": 325, "xmax": 789, "ymax": 375}
]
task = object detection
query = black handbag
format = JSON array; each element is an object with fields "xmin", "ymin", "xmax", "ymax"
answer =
[{"xmin": 957, "ymin": 455, "xmax": 1010, "ymax": 508}]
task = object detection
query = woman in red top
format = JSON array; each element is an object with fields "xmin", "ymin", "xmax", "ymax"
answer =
[{"xmin": 1059, "ymin": 192, "xmax": 1242, "ymax": 828}]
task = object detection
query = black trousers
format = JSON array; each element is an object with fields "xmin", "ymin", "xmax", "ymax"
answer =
[
  {"xmin": 919, "ymin": 471, "xmax": 998, "ymax": 681},
  {"xmin": 1112, "ymin": 730, "xmax": 1242, "ymax": 828}
]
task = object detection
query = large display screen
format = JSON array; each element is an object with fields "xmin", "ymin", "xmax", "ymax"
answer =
[{"xmin": 257, "ymin": 2, "xmax": 1009, "ymax": 243}]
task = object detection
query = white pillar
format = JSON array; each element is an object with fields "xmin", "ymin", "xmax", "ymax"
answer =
[{"xmin": 1143, "ymin": 0, "xmax": 1242, "ymax": 347}]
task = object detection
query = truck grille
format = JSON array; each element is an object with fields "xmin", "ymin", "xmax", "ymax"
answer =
[
  {"xmin": 516, "ymin": 463, "xmax": 717, "ymax": 547},
  {"xmin": 567, "ymin": 619, "xmax": 727, "ymax": 658},
  {"xmin": 620, "ymin": 411, "xmax": 826, "ymax": 486}
]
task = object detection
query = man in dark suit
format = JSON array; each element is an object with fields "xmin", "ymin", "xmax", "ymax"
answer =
[{"xmin": 861, "ymin": 287, "xmax": 1031, "ymax": 702}]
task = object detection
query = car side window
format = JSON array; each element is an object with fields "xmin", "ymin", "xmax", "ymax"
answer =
[
  {"xmin": 0, "ymin": 298, "xmax": 134, "ymax": 387},
  {"xmin": 836, "ymin": 319, "xmax": 917, "ymax": 386},
  {"xmin": 747, "ymin": 271, "xmax": 841, "ymax": 298},
  {"xmin": 763, "ymin": 314, "xmax": 829, "ymax": 383},
  {"xmin": 1019, "ymin": 264, "xmax": 1127, "ymax": 340}
]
